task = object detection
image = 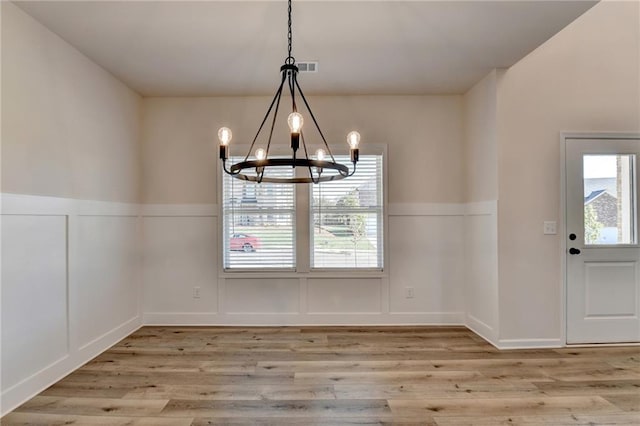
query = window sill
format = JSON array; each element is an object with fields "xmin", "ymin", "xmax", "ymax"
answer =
[{"xmin": 219, "ymin": 269, "xmax": 387, "ymax": 280}]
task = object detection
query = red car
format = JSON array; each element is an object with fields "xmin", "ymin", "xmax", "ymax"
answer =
[{"xmin": 230, "ymin": 233, "xmax": 261, "ymax": 252}]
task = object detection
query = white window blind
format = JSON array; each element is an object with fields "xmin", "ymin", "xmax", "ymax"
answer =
[
  {"xmin": 222, "ymin": 158, "xmax": 295, "ymax": 270},
  {"xmin": 311, "ymin": 154, "xmax": 384, "ymax": 269}
]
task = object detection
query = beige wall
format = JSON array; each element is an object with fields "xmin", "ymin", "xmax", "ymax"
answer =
[
  {"xmin": 496, "ymin": 0, "xmax": 640, "ymax": 340},
  {"xmin": 463, "ymin": 70, "xmax": 500, "ymax": 202},
  {"xmin": 1, "ymin": 2, "xmax": 141, "ymax": 203},
  {"xmin": 142, "ymin": 95, "xmax": 463, "ymax": 204}
]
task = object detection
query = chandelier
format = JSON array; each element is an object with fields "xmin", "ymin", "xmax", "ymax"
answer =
[{"xmin": 217, "ymin": 0, "xmax": 360, "ymax": 184}]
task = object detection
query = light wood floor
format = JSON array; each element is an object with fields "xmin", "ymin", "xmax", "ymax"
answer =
[{"xmin": 2, "ymin": 326, "xmax": 639, "ymax": 425}]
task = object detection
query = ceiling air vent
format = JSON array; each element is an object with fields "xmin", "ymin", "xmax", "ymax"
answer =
[{"xmin": 297, "ymin": 61, "xmax": 318, "ymax": 73}]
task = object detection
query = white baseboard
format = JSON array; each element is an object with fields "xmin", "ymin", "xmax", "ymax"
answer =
[
  {"xmin": 1, "ymin": 316, "xmax": 142, "ymax": 416},
  {"xmin": 497, "ymin": 338, "xmax": 563, "ymax": 350},
  {"xmin": 466, "ymin": 314, "xmax": 498, "ymax": 348},
  {"xmin": 76, "ymin": 316, "xmax": 143, "ymax": 355},
  {"xmin": 143, "ymin": 311, "xmax": 466, "ymax": 326}
]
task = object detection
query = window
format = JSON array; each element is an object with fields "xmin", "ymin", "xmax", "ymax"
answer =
[
  {"xmin": 311, "ymin": 154, "xmax": 384, "ymax": 269},
  {"xmin": 222, "ymin": 151, "xmax": 384, "ymax": 271},
  {"xmin": 583, "ymin": 154, "xmax": 636, "ymax": 245},
  {"xmin": 222, "ymin": 159, "xmax": 295, "ymax": 269}
]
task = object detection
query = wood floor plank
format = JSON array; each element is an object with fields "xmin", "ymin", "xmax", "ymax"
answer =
[
  {"xmin": 2, "ymin": 326, "xmax": 638, "ymax": 425},
  {"xmin": 160, "ymin": 399, "xmax": 392, "ymax": 418},
  {"xmin": 13, "ymin": 396, "xmax": 169, "ymax": 417},
  {"xmin": 81, "ymin": 357, "xmax": 257, "ymax": 374},
  {"xmin": 39, "ymin": 382, "xmax": 133, "ymax": 398},
  {"xmin": 294, "ymin": 370, "xmax": 485, "ymax": 385},
  {"xmin": 59, "ymin": 370, "xmax": 295, "ymax": 386},
  {"xmin": 389, "ymin": 396, "xmax": 619, "ymax": 417},
  {"xmin": 433, "ymin": 413, "xmax": 640, "ymax": 425},
  {"xmin": 122, "ymin": 384, "xmax": 336, "ymax": 400},
  {"xmin": 0, "ymin": 412, "xmax": 193, "ymax": 426},
  {"xmin": 603, "ymin": 393, "xmax": 640, "ymax": 412},
  {"xmin": 533, "ymin": 379, "xmax": 640, "ymax": 396},
  {"xmin": 334, "ymin": 383, "xmax": 543, "ymax": 400}
]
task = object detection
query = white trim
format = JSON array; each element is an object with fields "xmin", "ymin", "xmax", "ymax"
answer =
[
  {"xmin": 497, "ymin": 338, "xmax": 563, "ymax": 350},
  {"xmin": 560, "ymin": 132, "xmax": 640, "ymax": 346},
  {"xmin": 1, "ymin": 193, "xmax": 138, "ymax": 216},
  {"xmin": 560, "ymin": 133, "xmax": 569, "ymax": 347},
  {"xmin": 1, "ymin": 193, "xmax": 74, "ymax": 215},
  {"xmin": 465, "ymin": 200, "xmax": 497, "ymax": 216},
  {"xmin": 466, "ymin": 314, "xmax": 497, "ymax": 347},
  {"xmin": 77, "ymin": 316, "xmax": 141, "ymax": 352},
  {"xmin": 144, "ymin": 312, "xmax": 465, "ymax": 326}
]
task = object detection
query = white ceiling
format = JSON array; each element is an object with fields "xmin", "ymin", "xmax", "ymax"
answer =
[{"xmin": 15, "ymin": 0, "xmax": 599, "ymax": 96}]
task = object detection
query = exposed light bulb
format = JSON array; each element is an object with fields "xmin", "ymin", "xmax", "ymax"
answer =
[
  {"xmin": 218, "ymin": 127, "xmax": 232, "ymax": 145},
  {"xmin": 347, "ymin": 131, "xmax": 360, "ymax": 149},
  {"xmin": 316, "ymin": 149, "xmax": 326, "ymax": 161},
  {"xmin": 287, "ymin": 112, "xmax": 304, "ymax": 133},
  {"xmin": 255, "ymin": 148, "xmax": 266, "ymax": 161}
]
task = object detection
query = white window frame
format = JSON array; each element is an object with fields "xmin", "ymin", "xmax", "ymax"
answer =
[{"xmin": 218, "ymin": 144, "xmax": 388, "ymax": 277}]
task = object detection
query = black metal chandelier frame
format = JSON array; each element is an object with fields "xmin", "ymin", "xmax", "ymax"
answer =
[{"xmin": 218, "ymin": 0, "xmax": 359, "ymax": 184}]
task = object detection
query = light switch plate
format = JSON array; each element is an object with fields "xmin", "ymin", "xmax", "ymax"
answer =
[{"xmin": 543, "ymin": 221, "xmax": 557, "ymax": 235}]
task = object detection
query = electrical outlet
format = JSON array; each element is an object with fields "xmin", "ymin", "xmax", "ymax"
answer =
[
  {"xmin": 405, "ymin": 287, "xmax": 414, "ymax": 299},
  {"xmin": 193, "ymin": 286, "xmax": 201, "ymax": 299}
]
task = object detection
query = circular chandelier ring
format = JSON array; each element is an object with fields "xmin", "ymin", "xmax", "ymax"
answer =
[{"xmin": 229, "ymin": 158, "xmax": 351, "ymax": 183}]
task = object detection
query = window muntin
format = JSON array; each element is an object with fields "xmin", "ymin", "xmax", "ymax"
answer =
[{"xmin": 310, "ymin": 154, "xmax": 384, "ymax": 269}]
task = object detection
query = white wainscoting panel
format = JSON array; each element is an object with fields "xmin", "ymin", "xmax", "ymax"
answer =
[
  {"xmin": 141, "ymin": 203, "xmax": 467, "ymax": 325},
  {"xmin": 1, "ymin": 215, "xmax": 69, "ymax": 390},
  {"xmin": 224, "ymin": 278, "xmax": 300, "ymax": 314},
  {"xmin": 388, "ymin": 215, "xmax": 465, "ymax": 314},
  {"xmin": 307, "ymin": 278, "xmax": 382, "ymax": 314},
  {"xmin": 76, "ymin": 215, "xmax": 140, "ymax": 348},
  {"xmin": 464, "ymin": 201, "xmax": 499, "ymax": 345},
  {"xmin": 1, "ymin": 193, "xmax": 142, "ymax": 415},
  {"xmin": 143, "ymin": 216, "xmax": 218, "ymax": 313}
]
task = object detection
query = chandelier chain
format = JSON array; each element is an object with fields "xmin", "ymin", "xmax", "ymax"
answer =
[{"xmin": 286, "ymin": 0, "xmax": 294, "ymax": 64}]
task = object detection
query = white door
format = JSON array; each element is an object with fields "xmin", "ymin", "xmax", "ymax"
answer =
[{"xmin": 566, "ymin": 136, "xmax": 640, "ymax": 344}]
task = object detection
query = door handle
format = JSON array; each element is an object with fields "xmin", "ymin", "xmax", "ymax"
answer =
[{"xmin": 569, "ymin": 247, "xmax": 581, "ymax": 255}]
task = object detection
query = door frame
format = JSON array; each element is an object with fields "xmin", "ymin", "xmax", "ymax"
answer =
[{"xmin": 560, "ymin": 132, "xmax": 640, "ymax": 346}]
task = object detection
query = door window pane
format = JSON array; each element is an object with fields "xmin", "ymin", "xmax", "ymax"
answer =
[{"xmin": 583, "ymin": 154, "xmax": 636, "ymax": 245}]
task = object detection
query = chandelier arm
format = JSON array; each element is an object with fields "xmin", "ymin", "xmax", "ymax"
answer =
[
  {"xmin": 288, "ymin": 69, "xmax": 297, "ymax": 113},
  {"xmin": 348, "ymin": 162, "xmax": 357, "ymax": 177},
  {"xmin": 264, "ymin": 76, "xmax": 286, "ymax": 163},
  {"xmin": 293, "ymin": 76, "xmax": 337, "ymax": 163},
  {"xmin": 244, "ymin": 71, "xmax": 288, "ymax": 162},
  {"xmin": 222, "ymin": 159, "xmax": 241, "ymax": 176}
]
